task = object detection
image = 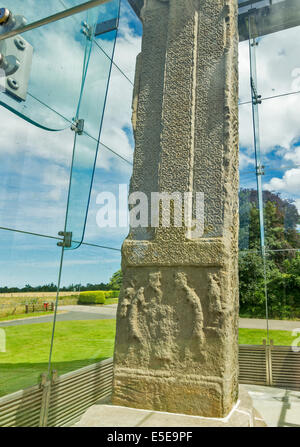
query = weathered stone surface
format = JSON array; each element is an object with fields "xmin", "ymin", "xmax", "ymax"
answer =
[
  {"xmin": 112, "ymin": 0, "xmax": 239, "ymax": 418},
  {"xmin": 75, "ymin": 386, "xmax": 267, "ymax": 427}
]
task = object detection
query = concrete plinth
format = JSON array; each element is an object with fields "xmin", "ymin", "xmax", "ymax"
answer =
[{"xmin": 75, "ymin": 386, "xmax": 267, "ymax": 427}]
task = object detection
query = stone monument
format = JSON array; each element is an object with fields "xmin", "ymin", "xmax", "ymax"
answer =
[{"xmin": 112, "ymin": 0, "xmax": 239, "ymax": 418}]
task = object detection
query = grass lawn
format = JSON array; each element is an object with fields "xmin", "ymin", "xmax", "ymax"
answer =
[
  {"xmin": 0, "ymin": 319, "xmax": 116, "ymax": 397},
  {"xmin": 0, "ymin": 320, "xmax": 296, "ymax": 398},
  {"xmin": 104, "ymin": 298, "xmax": 119, "ymax": 305},
  {"xmin": 239, "ymin": 328, "xmax": 295, "ymax": 345}
]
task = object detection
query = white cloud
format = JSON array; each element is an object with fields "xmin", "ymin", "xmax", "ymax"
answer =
[
  {"xmin": 239, "ymin": 152, "xmax": 255, "ymax": 170},
  {"xmin": 284, "ymin": 146, "xmax": 300, "ymax": 166},
  {"xmin": 264, "ymin": 168, "xmax": 300, "ymax": 212},
  {"xmin": 239, "ymin": 25, "xmax": 300, "ymax": 155}
]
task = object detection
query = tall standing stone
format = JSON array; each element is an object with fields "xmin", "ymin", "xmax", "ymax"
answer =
[{"xmin": 112, "ymin": 0, "xmax": 239, "ymax": 418}]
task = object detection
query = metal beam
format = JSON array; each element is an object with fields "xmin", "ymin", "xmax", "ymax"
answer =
[
  {"xmin": 0, "ymin": 0, "xmax": 111, "ymax": 41},
  {"xmin": 128, "ymin": 0, "xmax": 143, "ymax": 18},
  {"xmin": 239, "ymin": 0, "xmax": 300, "ymax": 41},
  {"xmin": 128, "ymin": 0, "xmax": 300, "ymax": 42}
]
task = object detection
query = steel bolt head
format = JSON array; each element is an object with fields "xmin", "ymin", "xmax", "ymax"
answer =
[
  {"xmin": 14, "ymin": 38, "xmax": 26, "ymax": 51},
  {"xmin": 0, "ymin": 8, "xmax": 10, "ymax": 25},
  {"xmin": 7, "ymin": 77, "xmax": 19, "ymax": 90}
]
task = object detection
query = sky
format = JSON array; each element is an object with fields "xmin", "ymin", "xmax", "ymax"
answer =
[{"xmin": 0, "ymin": 0, "xmax": 299, "ymax": 288}]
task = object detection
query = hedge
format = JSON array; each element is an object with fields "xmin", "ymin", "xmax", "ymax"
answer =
[{"xmin": 78, "ymin": 290, "xmax": 119, "ymax": 305}]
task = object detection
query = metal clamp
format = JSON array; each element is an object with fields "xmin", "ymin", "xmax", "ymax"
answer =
[
  {"xmin": 256, "ymin": 165, "xmax": 265, "ymax": 176},
  {"xmin": 0, "ymin": 8, "xmax": 27, "ymax": 34},
  {"xmin": 71, "ymin": 118, "xmax": 85, "ymax": 135},
  {"xmin": 57, "ymin": 231, "xmax": 72, "ymax": 248},
  {"xmin": 251, "ymin": 77, "xmax": 262, "ymax": 105},
  {"xmin": 0, "ymin": 8, "xmax": 32, "ymax": 101},
  {"xmin": 81, "ymin": 21, "xmax": 93, "ymax": 40}
]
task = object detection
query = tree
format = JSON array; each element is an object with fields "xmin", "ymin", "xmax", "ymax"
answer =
[
  {"xmin": 239, "ymin": 188, "xmax": 300, "ymax": 319},
  {"xmin": 108, "ymin": 270, "xmax": 123, "ymax": 290}
]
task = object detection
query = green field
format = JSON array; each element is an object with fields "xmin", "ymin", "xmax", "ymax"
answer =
[
  {"xmin": 0, "ymin": 319, "xmax": 116, "ymax": 397},
  {"xmin": 0, "ymin": 321, "xmax": 296, "ymax": 397}
]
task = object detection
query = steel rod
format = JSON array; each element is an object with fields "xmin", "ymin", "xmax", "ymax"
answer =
[{"xmin": 0, "ymin": 0, "xmax": 111, "ymax": 41}]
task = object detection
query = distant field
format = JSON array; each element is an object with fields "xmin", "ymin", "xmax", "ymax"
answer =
[{"xmin": 0, "ymin": 292, "xmax": 78, "ymax": 299}]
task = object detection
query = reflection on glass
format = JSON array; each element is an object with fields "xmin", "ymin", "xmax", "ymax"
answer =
[
  {"xmin": 0, "ymin": 229, "xmax": 60, "ymax": 397},
  {"xmin": 0, "ymin": 5, "xmax": 90, "ymax": 130},
  {"xmin": 64, "ymin": 0, "xmax": 120, "ymax": 249},
  {"xmin": 0, "ymin": 107, "xmax": 73, "ymax": 237},
  {"xmin": 49, "ymin": 245, "xmax": 120, "ymax": 378},
  {"xmin": 256, "ymin": 25, "xmax": 300, "ymax": 99}
]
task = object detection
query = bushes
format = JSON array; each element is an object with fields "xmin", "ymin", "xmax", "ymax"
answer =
[{"xmin": 78, "ymin": 290, "xmax": 119, "ymax": 305}]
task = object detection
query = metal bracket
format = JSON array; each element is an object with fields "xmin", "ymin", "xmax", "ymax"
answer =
[
  {"xmin": 0, "ymin": 9, "xmax": 32, "ymax": 101},
  {"xmin": 256, "ymin": 165, "xmax": 265, "ymax": 176},
  {"xmin": 81, "ymin": 21, "xmax": 93, "ymax": 40},
  {"xmin": 0, "ymin": 8, "xmax": 27, "ymax": 34},
  {"xmin": 251, "ymin": 77, "xmax": 262, "ymax": 105},
  {"xmin": 57, "ymin": 231, "xmax": 72, "ymax": 248},
  {"xmin": 71, "ymin": 118, "xmax": 84, "ymax": 135}
]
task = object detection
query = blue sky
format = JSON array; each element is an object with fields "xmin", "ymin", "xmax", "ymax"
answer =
[{"xmin": 0, "ymin": 1, "xmax": 299, "ymax": 288}]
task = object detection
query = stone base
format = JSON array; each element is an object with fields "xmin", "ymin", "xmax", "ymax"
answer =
[{"xmin": 74, "ymin": 386, "xmax": 267, "ymax": 427}]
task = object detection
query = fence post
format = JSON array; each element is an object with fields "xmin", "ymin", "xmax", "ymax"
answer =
[
  {"xmin": 25, "ymin": 304, "xmax": 28, "ymax": 314},
  {"xmin": 39, "ymin": 373, "xmax": 51, "ymax": 427},
  {"xmin": 263, "ymin": 338, "xmax": 273, "ymax": 386},
  {"xmin": 268, "ymin": 339, "xmax": 274, "ymax": 386}
]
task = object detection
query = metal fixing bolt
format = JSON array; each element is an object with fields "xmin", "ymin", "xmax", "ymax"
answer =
[
  {"xmin": 7, "ymin": 77, "xmax": 19, "ymax": 90},
  {"xmin": 0, "ymin": 52, "xmax": 6, "ymax": 68},
  {"xmin": 0, "ymin": 7, "xmax": 10, "ymax": 25},
  {"xmin": 14, "ymin": 37, "xmax": 26, "ymax": 51}
]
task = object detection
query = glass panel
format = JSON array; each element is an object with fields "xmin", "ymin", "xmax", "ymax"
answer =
[
  {"xmin": 48, "ymin": 245, "xmax": 119, "ymax": 379},
  {"xmin": 252, "ymin": 17, "xmax": 300, "ymax": 347},
  {"xmin": 82, "ymin": 142, "xmax": 132, "ymax": 248},
  {"xmin": 239, "ymin": 103, "xmax": 257, "ymax": 251},
  {"xmin": 1, "ymin": 1, "xmax": 92, "ymax": 28},
  {"xmin": 238, "ymin": 31, "xmax": 269, "ymax": 344},
  {"xmin": 256, "ymin": 25, "xmax": 300, "ymax": 100},
  {"xmin": 0, "ymin": 3, "xmax": 99, "ymax": 130},
  {"xmin": 64, "ymin": 0, "xmax": 121, "ymax": 249},
  {"xmin": 239, "ymin": 40, "xmax": 251, "ymax": 105},
  {"xmin": 0, "ymin": 229, "xmax": 60, "ymax": 397},
  {"xmin": 259, "ymin": 95, "xmax": 300, "ymax": 252},
  {"xmin": 0, "ymin": 107, "xmax": 73, "ymax": 237}
]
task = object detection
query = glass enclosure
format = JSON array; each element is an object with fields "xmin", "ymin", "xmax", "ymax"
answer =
[{"xmin": 0, "ymin": 0, "xmax": 299, "ymax": 426}]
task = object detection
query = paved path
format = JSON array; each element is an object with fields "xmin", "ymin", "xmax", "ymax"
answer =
[
  {"xmin": 244, "ymin": 384, "xmax": 300, "ymax": 427},
  {"xmin": 1, "ymin": 306, "xmax": 299, "ymax": 331},
  {"xmin": 0, "ymin": 305, "xmax": 117, "ymax": 327},
  {"xmin": 239, "ymin": 318, "xmax": 300, "ymax": 331}
]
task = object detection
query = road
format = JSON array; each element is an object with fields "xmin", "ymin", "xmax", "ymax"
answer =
[
  {"xmin": 0, "ymin": 305, "xmax": 299, "ymax": 330},
  {"xmin": 0, "ymin": 304, "xmax": 117, "ymax": 327}
]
